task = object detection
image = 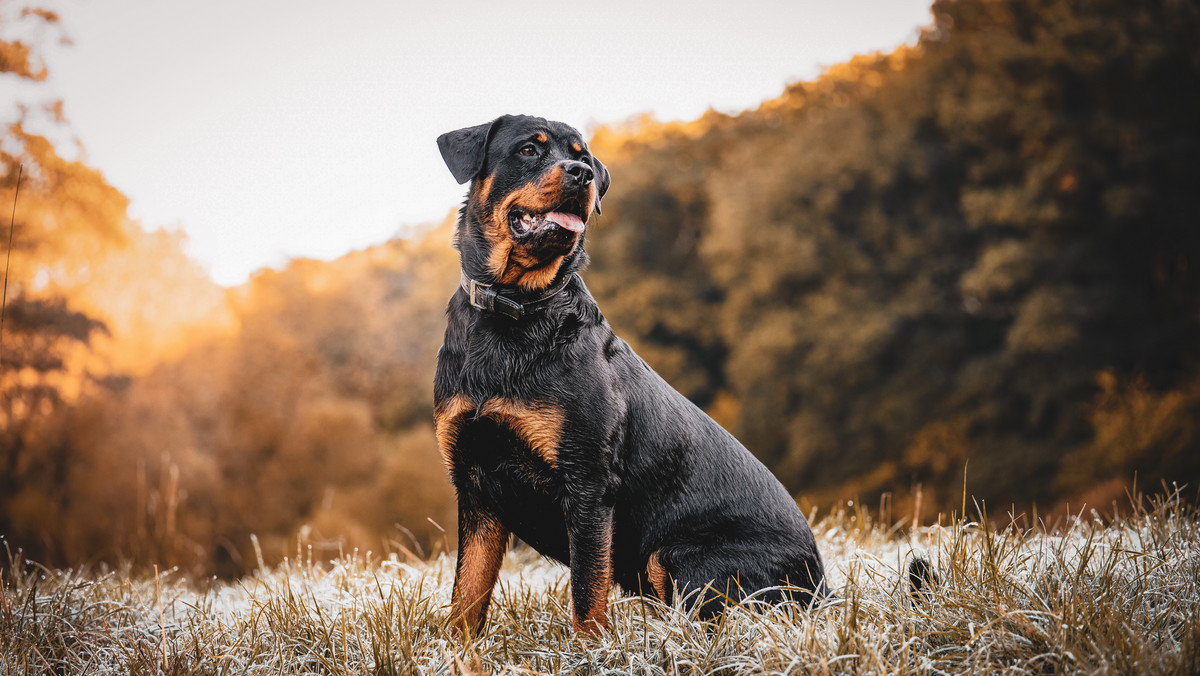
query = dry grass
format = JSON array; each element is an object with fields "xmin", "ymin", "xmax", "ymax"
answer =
[{"xmin": 2, "ymin": 489, "xmax": 1198, "ymax": 675}]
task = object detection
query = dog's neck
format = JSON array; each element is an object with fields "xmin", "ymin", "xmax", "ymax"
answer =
[
  {"xmin": 455, "ymin": 215, "xmax": 588, "ymax": 320},
  {"xmin": 458, "ymin": 269, "xmax": 577, "ymax": 320}
]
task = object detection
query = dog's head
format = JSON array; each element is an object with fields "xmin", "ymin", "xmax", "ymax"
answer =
[{"xmin": 438, "ymin": 114, "xmax": 609, "ymax": 291}]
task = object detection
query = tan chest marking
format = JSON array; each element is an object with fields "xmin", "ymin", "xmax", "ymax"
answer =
[
  {"xmin": 435, "ymin": 395, "xmax": 565, "ymax": 468},
  {"xmin": 434, "ymin": 394, "xmax": 475, "ymax": 467}
]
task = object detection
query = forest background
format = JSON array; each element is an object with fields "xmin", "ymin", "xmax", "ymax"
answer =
[{"xmin": 2, "ymin": 0, "xmax": 1198, "ymax": 578}]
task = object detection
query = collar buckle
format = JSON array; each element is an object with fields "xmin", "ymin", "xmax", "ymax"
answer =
[{"xmin": 468, "ymin": 278, "xmax": 493, "ymax": 311}]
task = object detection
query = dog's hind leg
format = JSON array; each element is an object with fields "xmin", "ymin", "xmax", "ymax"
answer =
[{"xmin": 653, "ymin": 539, "xmax": 827, "ymax": 619}]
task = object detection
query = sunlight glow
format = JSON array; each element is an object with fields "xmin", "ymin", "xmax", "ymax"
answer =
[{"xmin": 38, "ymin": 0, "xmax": 933, "ymax": 285}]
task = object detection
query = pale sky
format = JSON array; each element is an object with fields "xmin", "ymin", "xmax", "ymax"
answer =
[{"xmin": 22, "ymin": 0, "xmax": 933, "ymax": 285}]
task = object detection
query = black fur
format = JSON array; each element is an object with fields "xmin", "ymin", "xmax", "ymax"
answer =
[
  {"xmin": 435, "ymin": 115, "xmax": 826, "ymax": 635},
  {"xmin": 437, "ymin": 119, "xmax": 499, "ymax": 184},
  {"xmin": 908, "ymin": 557, "xmax": 939, "ymax": 600}
]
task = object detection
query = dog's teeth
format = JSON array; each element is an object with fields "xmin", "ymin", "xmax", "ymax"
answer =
[{"xmin": 512, "ymin": 212, "xmax": 545, "ymax": 234}]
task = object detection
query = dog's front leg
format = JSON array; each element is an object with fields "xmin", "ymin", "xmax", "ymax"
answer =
[
  {"xmin": 449, "ymin": 497, "xmax": 509, "ymax": 637},
  {"xmin": 566, "ymin": 497, "xmax": 615, "ymax": 634}
]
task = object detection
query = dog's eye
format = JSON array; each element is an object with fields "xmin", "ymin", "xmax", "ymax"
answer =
[{"xmin": 518, "ymin": 144, "xmax": 537, "ymax": 157}]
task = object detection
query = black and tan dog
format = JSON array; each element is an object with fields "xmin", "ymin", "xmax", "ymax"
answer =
[{"xmin": 434, "ymin": 114, "xmax": 827, "ymax": 636}]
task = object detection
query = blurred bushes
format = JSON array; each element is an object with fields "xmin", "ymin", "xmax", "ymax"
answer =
[
  {"xmin": 4, "ymin": 0, "xmax": 1200, "ymax": 576},
  {"xmin": 586, "ymin": 0, "xmax": 1200, "ymax": 517},
  {"xmin": 2, "ymin": 5, "xmax": 458, "ymax": 572}
]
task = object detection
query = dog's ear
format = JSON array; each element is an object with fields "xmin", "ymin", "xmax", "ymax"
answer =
[
  {"xmin": 590, "ymin": 155, "xmax": 610, "ymax": 216},
  {"xmin": 437, "ymin": 118, "xmax": 502, "ymax": 184}
]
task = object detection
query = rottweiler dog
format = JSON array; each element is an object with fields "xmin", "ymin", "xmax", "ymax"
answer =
[{"xmin": 434, "ymin": 114, "xmax": 827, "ymax": 636}]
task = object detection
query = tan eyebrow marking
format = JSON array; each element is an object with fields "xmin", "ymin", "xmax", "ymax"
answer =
[
  {"xmin": 572, "ymin": 142, "xmax": 582, "ymax": 153},
  {"xmin": 536, "ymin": 132, "xmax": 548, "ymax": 143}
]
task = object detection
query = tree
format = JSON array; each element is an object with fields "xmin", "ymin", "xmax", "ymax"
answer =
[
  {"xmin": 1, "ymin": 3, "xmax": 125, "ymax": 564},
  {"xmin": 586, "ymin": 0, "xmax": 1200, "ymax": 517}
]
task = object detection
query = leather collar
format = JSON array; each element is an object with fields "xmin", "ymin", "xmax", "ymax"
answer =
[{"xmin": 459, "ymin": 271, "xmax": 577, "ymax": 320}]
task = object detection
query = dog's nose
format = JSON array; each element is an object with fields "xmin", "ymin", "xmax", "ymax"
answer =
[{"xmin": 563, "ymin": 161, "xmax": 594, "ymax": 186}]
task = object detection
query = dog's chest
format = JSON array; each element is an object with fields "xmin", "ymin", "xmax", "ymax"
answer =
[
  {"xmin": 435, "ymin": 394, "xmax": 571, "ymax": 555},
  {"xmin": 435, "ymin": 394, "xmax": 565, "ymax": 471}
]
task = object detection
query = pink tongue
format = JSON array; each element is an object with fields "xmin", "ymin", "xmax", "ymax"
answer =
[{"xmin": 547, "ymin": 211, "xmax": 585, "ymax": 233}]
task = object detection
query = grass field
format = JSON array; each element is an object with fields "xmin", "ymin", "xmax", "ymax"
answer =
[{"xmin": 2, "ymin": 490, "xmax": 1198, "ymax": 675}]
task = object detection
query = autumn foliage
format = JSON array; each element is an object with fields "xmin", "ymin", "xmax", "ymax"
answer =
[
  {"xmin": 2, "ymin": 0, "xmax": 1199, "ymax": 576},
  {"xmin": 585, "ymin": 0, "xmax": 1200, "ymax": 518}
]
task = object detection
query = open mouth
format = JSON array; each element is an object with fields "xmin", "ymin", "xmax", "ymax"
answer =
[{"xmin": 508, "ymin": 199, "xmax": 587, "ymax": 237}]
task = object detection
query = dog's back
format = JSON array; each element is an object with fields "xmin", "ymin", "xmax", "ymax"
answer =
[{"xmin": 602, "ymin": 331, "xmax": 826, "ymax": 608}]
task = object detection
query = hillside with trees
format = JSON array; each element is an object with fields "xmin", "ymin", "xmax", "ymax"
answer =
[
  {"xmin": 585, "ymin": 0, "xmax": 1200, "ymax": 518},
  {"xmin": 2, "ymin": 0, "xmax": 1198, "ymax": 576}
]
